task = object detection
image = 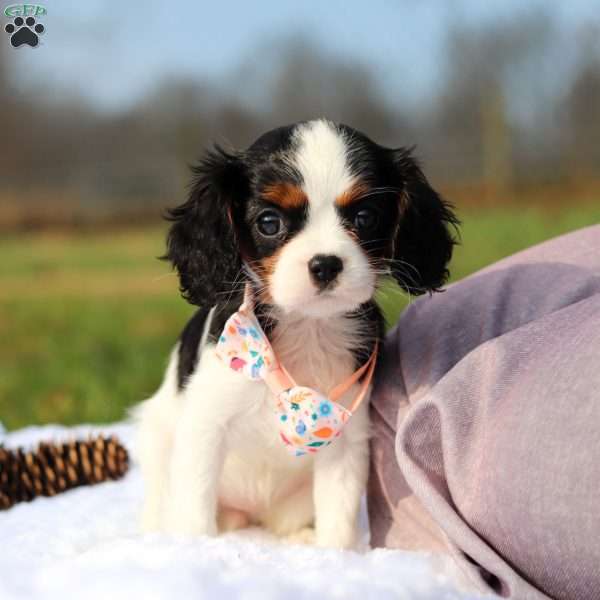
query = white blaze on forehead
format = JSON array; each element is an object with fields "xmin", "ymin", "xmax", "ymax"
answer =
[
  {"xmin": 292, "ymin": 120, "xmax": 355, "ymax": 210},
  {"xmin": 269, "ymin": 120, "xmax": 374, "ymax": 317}
]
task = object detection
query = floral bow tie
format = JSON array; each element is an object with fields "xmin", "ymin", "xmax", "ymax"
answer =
[{"xmin": 216, "ymin": 286, "xmax": 377, "ymax": 457}]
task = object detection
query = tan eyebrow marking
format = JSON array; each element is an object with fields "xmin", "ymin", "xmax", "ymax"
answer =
[
  {"xmin": 335, "ymin": 181, "xmax": 370, "ymax": 207},
  {"xmin": 262, "ymin": 183, "xmax": 308, "ymax": 209}
]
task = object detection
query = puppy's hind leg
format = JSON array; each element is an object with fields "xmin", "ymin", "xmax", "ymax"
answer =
[
  {"xmin": 217, "ymin": 506, "xmax": 251, "ymax": 533},
  {"xmin": 135, "ymin": 405, "xmax": 175, "ymax": 531},
  {"xmin": 132, "ymin": 351, "xmax": 181, "ymax": 532}
]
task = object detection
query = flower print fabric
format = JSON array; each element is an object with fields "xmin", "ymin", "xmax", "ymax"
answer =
[
  {"xmin": 216, "ymin": 311, "xmax": 276, "ymax": 381},
  {"xmin": 216, "ymin": 285, "xmax": 376, "ymax": 458},
  {"xmin": 275, "ymin": 387, "xmax": 350, "ymax": 457}
]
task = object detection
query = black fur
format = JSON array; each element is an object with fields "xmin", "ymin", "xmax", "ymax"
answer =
[
  {"xmin": 340, "ymin": 125, "xmax": 458, "ymax": 295},
  {"xmin": 350, "ymin": 300, "xmax": 386, "ymax": 370},
  {"xmin": 392, "ymin": 148, "xmax": 459, "ymax": 294},
  {"xmin": 165, "ymin": 147, "xmax": 249, "ymax": 308},
  {"xmin": 177, "ymin": 292, "xmax": 246, "ymax": 390},
  {"xmin": 177, "ymin": 307, "xmax": 212, "ymax": 389}
]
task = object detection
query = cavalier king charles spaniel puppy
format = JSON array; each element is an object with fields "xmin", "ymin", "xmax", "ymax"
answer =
[{"xmin": 134, "ymin": 119, "xmax": 457, "ymax": 548}]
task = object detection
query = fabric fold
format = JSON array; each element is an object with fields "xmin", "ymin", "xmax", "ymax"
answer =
[{"xmin": 368, "ymin": 225, "xmax": 600, "ymax": 599}]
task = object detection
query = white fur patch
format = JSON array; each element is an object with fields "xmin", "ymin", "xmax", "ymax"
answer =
[
  {"xmin": 271, "ymin": 120, "xmax": 375, "ymax": 317},
  {"xmin": 291, "ymin": 119, "xmax": 355, "ymax": 211}
]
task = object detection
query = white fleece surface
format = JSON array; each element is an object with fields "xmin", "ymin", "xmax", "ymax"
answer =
[{"xmin": 0, "ymin": 422, "xmax": 485, "ymax": 600}]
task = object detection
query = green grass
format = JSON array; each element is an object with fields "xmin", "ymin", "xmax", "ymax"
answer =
[{"xmin": 1, "ymin": 205, "xmax": 599, "ymax": 430}]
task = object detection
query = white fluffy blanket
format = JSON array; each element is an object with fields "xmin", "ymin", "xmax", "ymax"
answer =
[{"xmin": 0, "ymin": 423, "xmax": 484, "ymax": 599}]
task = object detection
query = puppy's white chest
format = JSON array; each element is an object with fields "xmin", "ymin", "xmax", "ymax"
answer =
[
  {"xmin": 218, "ymin": 382, "xmax": 312, "ymax": 513},
  {"xmin": 217, "ymin": 315, "xmax": 359, "ymax": 516},
  {"xmin": 270, "ymin": 313, "xmax": 358, "ymax": 390}
]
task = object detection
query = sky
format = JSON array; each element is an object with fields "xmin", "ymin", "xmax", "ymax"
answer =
[{"xmin": 3, "ymin": 0, "xmax": 599, "ymax": 113}]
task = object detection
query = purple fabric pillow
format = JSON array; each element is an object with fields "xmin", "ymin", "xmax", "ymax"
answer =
[{"xmin": 368, "ymin": 225, "xmax": 600, "ymax": 599}]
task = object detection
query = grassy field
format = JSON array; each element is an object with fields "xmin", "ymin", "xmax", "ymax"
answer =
[{"xmin": 1, "ymin": 204, "xmax": 599, "ymax": 430}]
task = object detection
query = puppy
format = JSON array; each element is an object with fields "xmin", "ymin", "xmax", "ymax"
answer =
[{"xmin": 134, "ymin": 119, "xmax": 457, "ymax": 548}]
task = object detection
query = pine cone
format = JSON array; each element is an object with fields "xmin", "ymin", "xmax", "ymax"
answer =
[{"xmin": 0, "ymin": 435, "xmax": 129, "ymax": 510}]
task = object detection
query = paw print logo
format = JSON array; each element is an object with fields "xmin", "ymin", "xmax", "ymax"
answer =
[{"xmin": 5, "ymin": 16, "xmax": 45, "ymax": 48}]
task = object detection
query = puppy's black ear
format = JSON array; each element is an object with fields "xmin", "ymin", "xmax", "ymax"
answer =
[
  {"xmin": 165, "ymin": 146, "xmax": 249, "ymax": 307},
  {"xmin": 391, "ymin": 148, "xmax": 459, "ymax": 294}
]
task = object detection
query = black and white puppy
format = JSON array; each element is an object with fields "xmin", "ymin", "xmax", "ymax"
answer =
[{"xmin": 134, "ymin": 119, "xmax": 457, "ymax": 548}]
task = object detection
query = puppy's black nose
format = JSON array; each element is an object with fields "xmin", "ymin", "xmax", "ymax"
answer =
[{"xmin": 308, "ymin": 254, "xmax": 344, "ymax": 287}]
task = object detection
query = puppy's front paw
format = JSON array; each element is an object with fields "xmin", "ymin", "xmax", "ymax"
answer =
[
  {"xmin": 315, "ymin": 525, "xmax": 357, "ymax": 549},
  {"xmin": 141, "ymin": 504, "xmax": 162, "ymax": 533},
  {"xmin": 164, "ymin": 506, "xmax": 217, "ymax": 538},
  {"xmin": 285, "ymin": 527, "xmax": 316, "ymax": 546}
]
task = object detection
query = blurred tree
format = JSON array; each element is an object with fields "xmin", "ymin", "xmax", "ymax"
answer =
[
  {"xmin": 426, "ymin": 10, "xmax": 557, "ymax": 188},
  {"xmin": 1, "ymin": 11, "xmax": 599, "ymax": 228},
  {"xmin": 481, "ymin": 81, "xmax": 512, "ymax": 200},
  {"xmin": 263, "ymin": 38, "xmax": 405, "ymax": 145},
  {"xmin": 563, "ymin": 28, "xmax": 600, "ymax": 177}
]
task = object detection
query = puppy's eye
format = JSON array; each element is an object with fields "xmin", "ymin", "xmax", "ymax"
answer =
[
  {"xmin": 354, "ymin": 208, "xmax": 378, "ymax": 232},
  {"xmin": 257, "ymin": 211, "xmax": 283, "ymax": 237}
]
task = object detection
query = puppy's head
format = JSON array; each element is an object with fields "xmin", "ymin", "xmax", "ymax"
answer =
[{"xmin": 166, "ymin": 119, "xmax": 458, "ymax": 317}]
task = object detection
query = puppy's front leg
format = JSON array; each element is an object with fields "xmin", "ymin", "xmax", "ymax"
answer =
[
  {"xmin": 313, "ymin": 403, "xmax": 370, "ymax": 549},
  {"xmin": 164, "ymin": 411, "xmax": 224, "ymax": 536},
  {"xmin": 164, "ymin": 359, "xmax": 243, "ymax": 537}
]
